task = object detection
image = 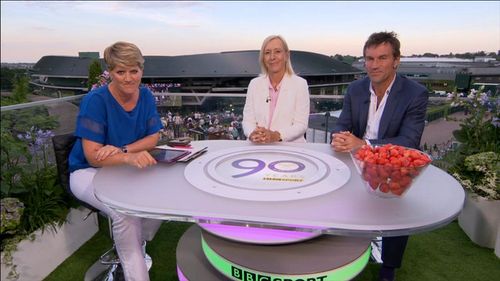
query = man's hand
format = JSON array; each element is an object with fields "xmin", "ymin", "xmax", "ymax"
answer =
[{"xmin": 331, "ymin": 131, "xmax": 366, "ymax": 152}]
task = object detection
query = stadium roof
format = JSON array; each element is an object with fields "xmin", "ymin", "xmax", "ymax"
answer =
[
  {"xmin": 356, "ymin": 57, "xmax": 474, "ymax": 63},
  {"xmin": 31, "ymin": 50, "xmax": 362, "ymax": 78}
]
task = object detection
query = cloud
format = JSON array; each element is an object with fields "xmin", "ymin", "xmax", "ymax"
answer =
[
  {"xmin": 30, "ymin": 26, "xmax": 54, "ymax": 32},
  {"xmin": 76, "ymin": 1, "xmax": 211, "ymax": 28}
]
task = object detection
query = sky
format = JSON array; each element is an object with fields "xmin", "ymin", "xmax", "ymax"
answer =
[{"xmin": 1, "ymin": 1, "xmax": 499, "ymax": 63}]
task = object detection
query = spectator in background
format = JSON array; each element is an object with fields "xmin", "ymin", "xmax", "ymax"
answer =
[
  {"xmin": 173, "ymin": 113, "xmax": 182, "ymax": 137},
  {"xmin": 242, "ymin": 35, "xmax": 310, "ymax": 143},
  {"xmin": 160, "ymin": 116, "xmax": 168, "ymax": 129},
  {"xmin": 231, "ymin": 126, "xmax": 239, "ymax": 140}
]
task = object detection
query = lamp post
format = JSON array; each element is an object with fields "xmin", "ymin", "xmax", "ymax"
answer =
[{"xmin": 324, "ymin": 111, "xmax": 330, "ymax": 143}]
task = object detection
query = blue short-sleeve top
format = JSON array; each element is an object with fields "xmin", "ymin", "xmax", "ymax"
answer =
[{"xmin": 69, "ymin": 85, "xmax": 161, "ymax": 172}]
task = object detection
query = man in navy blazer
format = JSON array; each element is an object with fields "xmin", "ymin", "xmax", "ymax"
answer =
[
  {"xmin": 334, "ymin": 74, "xmax": 428, "ymax": 149},
  {"xmin": 332, "ymin": 32, "xmax": 428, "ymax": 281}
]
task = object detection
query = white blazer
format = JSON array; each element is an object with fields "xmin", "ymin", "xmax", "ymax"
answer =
[{"xmin": 242, "ymin": 74, "xmax": 310, "ymax": 143}]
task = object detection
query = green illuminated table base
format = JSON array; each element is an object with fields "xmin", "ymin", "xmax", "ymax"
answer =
[{"xmin": 176, "ymin": 225, "xmax": 371, "ymax": 281}]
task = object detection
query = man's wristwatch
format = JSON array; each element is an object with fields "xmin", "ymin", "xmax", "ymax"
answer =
[{"xmin": 121, "ymin": 145, "xmax": 128, "ymax": 153}]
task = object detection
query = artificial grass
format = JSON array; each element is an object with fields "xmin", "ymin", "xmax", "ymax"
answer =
[
  {"xmin": 395, "ymin": 221, "xmax": 500, "ymax": 281},
  {"xmin": 44, "ymin": 219, "xmax": 500, "ymax": 281}
]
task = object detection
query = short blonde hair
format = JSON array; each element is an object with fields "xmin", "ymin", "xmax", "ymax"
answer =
[
  {"xmin": 259, "ymin": 35, "xmax": 295, "ymax": 76},
  {"xmin": 103, "ymin": 41, "xmax": 145, "ymax": 71}
]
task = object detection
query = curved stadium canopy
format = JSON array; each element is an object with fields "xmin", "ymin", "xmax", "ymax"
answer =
[{"xmin": 31, "ymin": 50, "xmax": 362, "ymax": 79}]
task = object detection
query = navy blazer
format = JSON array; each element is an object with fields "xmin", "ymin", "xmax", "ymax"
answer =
[{"xmin": 334, "ymin": 75, "xmax": 428, "ymax": 149}]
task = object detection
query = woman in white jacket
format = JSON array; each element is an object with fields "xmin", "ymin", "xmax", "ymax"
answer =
[{"xmin": 242, "ymin": 35, "xmax": 310, "ymax": 143}]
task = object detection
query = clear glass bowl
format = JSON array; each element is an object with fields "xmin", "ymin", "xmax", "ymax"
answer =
[{"xmin": 350, "ymin": 145, "xmax": 431, "ymax": 198}]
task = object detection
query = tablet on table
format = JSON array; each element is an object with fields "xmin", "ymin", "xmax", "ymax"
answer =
[{"xmin": 149, "ymin": 148, "xmax": 191, "ymax": 163}]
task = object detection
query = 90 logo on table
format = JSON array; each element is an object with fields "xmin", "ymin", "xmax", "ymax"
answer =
[{"xmin": 231, "ymin": 159, "xmax": 305, "ymax": 178}]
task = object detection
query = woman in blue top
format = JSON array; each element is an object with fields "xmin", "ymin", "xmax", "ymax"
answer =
[{"xmin": 69, "ymin": 41, "xmax": 162, "ymax": 281}]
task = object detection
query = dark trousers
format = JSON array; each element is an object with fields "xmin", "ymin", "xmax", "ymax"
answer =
[{"xmin": 382, "ymin": 235, "xmax": 409, "ymax": 268}]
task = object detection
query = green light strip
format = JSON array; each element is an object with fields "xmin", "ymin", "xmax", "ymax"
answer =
[{"xmin": 201, "ymin": 236, "xmax": 370, "ymax": 281}]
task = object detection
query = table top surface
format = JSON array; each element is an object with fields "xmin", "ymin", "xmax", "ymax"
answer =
[{"xmin": 93, "ymin": 140, "xmax": 465, "ymax": 237}]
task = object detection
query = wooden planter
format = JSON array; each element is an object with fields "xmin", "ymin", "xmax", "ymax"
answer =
[
  {"xmin": 458, "ymin": 193, "xmax": 500, "ymax": 258},
  {"xmin": 1, "ymin": 207, "xmax": 98, "ymax": 281}
]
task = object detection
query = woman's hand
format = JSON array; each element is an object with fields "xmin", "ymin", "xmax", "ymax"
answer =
[
  {"xmin": 95, "ymin": 145, "xmax": 122, "ymax": 161},
  {"xmin": 249, "ymin": 126, "xmax": 267, "ymax": 143},
  {"xmin": 123, "ymin": 151, "xmax": 157, "ymax": 169},
  {"xmin": 249, "ymin": 126, "xmax": 281, "ymax": 144},
  {"xmin": 83, "ymin": 137, "xmax": 160, "ymax": 168}
]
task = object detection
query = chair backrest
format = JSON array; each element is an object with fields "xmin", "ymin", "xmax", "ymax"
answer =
[
  {"xmin": 51, "ymin": 133, "xmax": 77, "ymax": 193},
  {"xmin": 52, "ymin": 133, "xmax": 99, "ymax": 212}
]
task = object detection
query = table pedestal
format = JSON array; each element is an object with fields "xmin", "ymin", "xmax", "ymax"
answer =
[{"xmin": 176, "ymin": 225, "xmax": 371, "ymax": 281}]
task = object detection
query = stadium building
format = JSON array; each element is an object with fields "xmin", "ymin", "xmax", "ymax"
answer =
[
  {"xmin": 353, "ymin": 57, "xmax": 500, "ymax": 94},
  {"xmin": 29, "ymin": 50, "xmax": 363, "ymax": 112}
]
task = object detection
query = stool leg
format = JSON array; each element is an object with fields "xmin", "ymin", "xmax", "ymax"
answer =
[
  {"xmin": 100, "ymin": 245, "xmax": 120, "ymax": 265},
  {"xmin": 84, "ymin": 216, "xmax": 123, "ymax": 281},
  {"xmin": 84, "ymin": 260, "xmax": 122, "ymax": 281},
  {"xmin": 107, "ymin": 216, "xmax": 113, "ymax": 239},
  {"xmin": 96, "ymin": 216, "xmax": 155, "ymax": 279}
]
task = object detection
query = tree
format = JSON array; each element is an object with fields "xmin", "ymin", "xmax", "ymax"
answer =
[
  {"xmin": 332, "ymin": 54, "xmax": 359, "ymax": 65},
  {"xmin": 1, "ymin": 68, "xmax": 26, "ymax": 91},
  {"xmin": 11, "ymin": 76, "xmax": 30, "ymax": 103},
  {"xmin": 423, "ymin": 52, "xmax": 439, "ymax": 57},
  {"xmin": 333, "ymin": 54, "xmax": 344, "ymax": 61},
  {"xmin": 87, "ymin": 59, "xmax": 102, "ymax": 90}
]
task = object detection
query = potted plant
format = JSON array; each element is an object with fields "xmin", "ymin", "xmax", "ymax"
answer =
[
  {"xmin": 454, "ymin": 152, "xmax": 499, "ymax": 255},
  {"xmin": 0, "ymin": 110, "xmax": 98, "ymax": 280},
  {"xmin": 446, "ymin": 88, "xmax": 499, "ymax": 257}
]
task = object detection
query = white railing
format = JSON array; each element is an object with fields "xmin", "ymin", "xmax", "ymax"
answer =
[
  {"xmin": 1, "ymin": 93, "xmax": 336, "ymax": 144},
  {"xmin": 0, "ymin": 95, "xmax": 85, "ymax": 111},
  {"xmin": 1, "ymin": 91, "xmax": 347, "ymax": 112}
]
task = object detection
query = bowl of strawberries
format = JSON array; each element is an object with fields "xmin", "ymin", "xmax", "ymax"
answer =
[{"xmin": 351, "ymin": 144, "xmax": 432, "ymax": 198}]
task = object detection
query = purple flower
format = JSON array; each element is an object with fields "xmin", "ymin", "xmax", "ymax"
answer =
[
  {"xmin": 16, "ymin": 127, "xmax": 54, "ymax": 165},
  {"xmin": 492, "ymin": 117, "xmax": 500, "ymax": 128},
  {"xmin": 479, "ymin": 93, "xmax": 488, "ymax": 106}
]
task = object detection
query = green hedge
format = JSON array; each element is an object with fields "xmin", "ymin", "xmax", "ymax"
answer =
[{"xmin": 426, "ymin": 104, "xmax": 463, "ymax": 122}]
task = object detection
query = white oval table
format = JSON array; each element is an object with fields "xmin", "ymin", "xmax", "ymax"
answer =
[
  {"xmin": 93, "ymin": 140, "xmax": 465, "ymax": 280},
  {"xmin": 94, "ymin": 140, "xmax": 465, "ymax": 237}
]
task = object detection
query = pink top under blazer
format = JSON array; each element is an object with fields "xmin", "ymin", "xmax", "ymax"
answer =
[{"xmin": 242, "ymin": 74, "xmax": 310, "ymax": 143}]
